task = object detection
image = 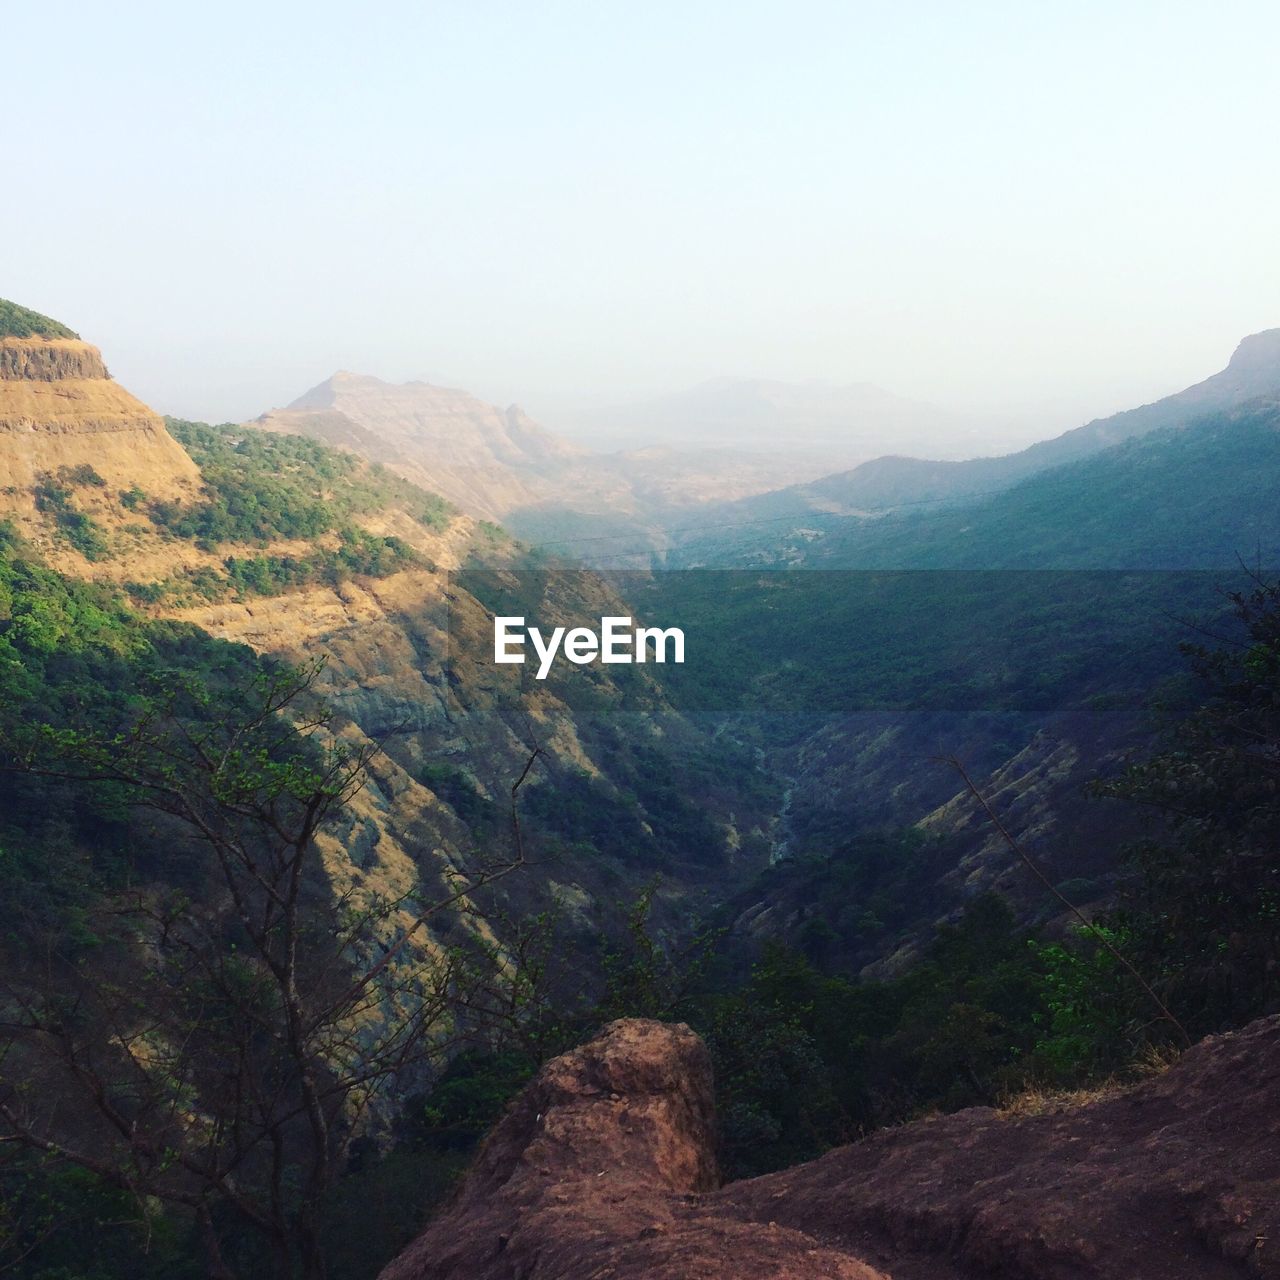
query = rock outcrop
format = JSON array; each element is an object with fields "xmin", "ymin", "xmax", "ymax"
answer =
[
  {"xmin": 381, "ymin": 1019, "xmax": 887, "ymax": 1280},
  {"xmin": 382, "ymin": 1016, "xmax": 1280, "ymax": 1280},
  {"xmin": 0, "ymin": 300, "xmax": 200, "ymax": 515}
]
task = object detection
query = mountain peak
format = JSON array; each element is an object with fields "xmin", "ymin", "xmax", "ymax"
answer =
[
  {"xmin": 258, "ymin": 371, "xmax": 584, "ymax": 521},
  {"xmin": 1226, "ymin": 327, "xmax": 1280, "ymax": 372}
]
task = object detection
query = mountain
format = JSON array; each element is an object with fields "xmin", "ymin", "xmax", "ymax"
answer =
[
  {"xmin": 678, "ymin": 397, "xmax": 1280, "ymax": 570},
  {"xmin": 256, "ymin": 372, "xmax": 581, "ymax": 521},
  {"xmin": 554, "ymin": 376, "xmax": 986, "ymax": 459},
  {"xmin": 641, "ymin": 388, "xmax": 1280, "ymax": 975},
  {"xmin": 673, "ymin": 329, "xmax": 1280, "ymax": 563},
  {"xmin": 0, "ymin": 296, "xmax": 201, "ymax": 560},
  {"xmin": 4, "ymin": 301, "xmax": 1277, "ymax": 1277},
  {"xmin": 0, "ymin": 301, "xmax": 775, "ymax": 1041},
  {"xmin": 252, "ymin": 373, "xmax": 827, "ymax": 559}
]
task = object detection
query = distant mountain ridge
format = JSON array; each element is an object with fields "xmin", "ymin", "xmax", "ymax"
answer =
[
  {"xmin": 803, "ymin": 397, "xmax": 1280, "ymax": 569},
  {"xmin": 666, "ymin": 394, "xmax": 1280, "ymax": 571},
  {"xmin": 673, "ymin": 328, "xmax": 1280, "ymax": 556},
  {"xmin": 285, "ymin": 372, "xmax": 580, "ymax": 468},
  {"xmin": 251, "ymin": 373, "xmax": 828, "ymax": 548},
  {"xmin": 255, "ymin": 372, "xmax": 579, "ymax": 521}
]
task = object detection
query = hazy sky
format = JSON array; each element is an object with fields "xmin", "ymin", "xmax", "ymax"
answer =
[{"xmin": 5, "ymin": 1, "xmax": 1278, "ymax": 437}]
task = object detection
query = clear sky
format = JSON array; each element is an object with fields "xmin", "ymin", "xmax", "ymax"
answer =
[{"xmin": 5, "ymin": 0, "xmax": 1278, "ymax": 436}]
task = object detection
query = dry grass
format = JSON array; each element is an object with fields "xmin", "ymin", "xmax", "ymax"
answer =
[
  {"xmin": 1129, "ymin": 1040, "xmax": 1184, "ymax": 1079},
  {"xmin": 998, "ymin": 1080, "xmax": 1128, "ymax": 1118},
  {"xmin": 997, "ymin": 1043, "xmax": 1182, "ymax": 1119}
]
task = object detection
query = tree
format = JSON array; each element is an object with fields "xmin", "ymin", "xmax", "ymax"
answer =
[
  {"xmin": 1099, "ymin": 576, "xmax": 1280, "ymax": 1034},
  {"xmin": 0, "ymin": 659, "xmax": 536, "ymax": 1279}
]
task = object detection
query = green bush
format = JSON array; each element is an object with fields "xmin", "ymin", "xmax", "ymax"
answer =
[
  {"xmin": 33, "ymin": 477, "xmax": 110, "ymax": 561},
  {"xmin": 61, "ymin": 463, "xmax": 107, "ymax": 488}
]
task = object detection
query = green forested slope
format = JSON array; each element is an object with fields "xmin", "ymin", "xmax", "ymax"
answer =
[
  {"xmin": 816, "ymin": 401, "xmax": 1280, "ymax": 569},
  {"xmin": 0, "ymin": 297, "xmax": 79, "ymax": 339},
  {"xmin": 677, "ymin": 401, "xmax": 1280, "ymax": 569}
]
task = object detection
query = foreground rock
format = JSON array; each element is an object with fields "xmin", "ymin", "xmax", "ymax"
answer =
[{"xmin": 382, "ymin": 1016, "xmax": 1280, "ymax": 1280}]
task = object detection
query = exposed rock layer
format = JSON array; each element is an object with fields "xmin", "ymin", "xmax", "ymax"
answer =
[
  {"xmin": 0, "ymin": 334, "xmax": 200, "ymax": 513},
  {"xmin": 0, "ymin": 336, "xmax": 109, "ymax": 381},
  {"xmin": 383, "ymin": 1016, "xmax": 1280, "ymax": 1280}
]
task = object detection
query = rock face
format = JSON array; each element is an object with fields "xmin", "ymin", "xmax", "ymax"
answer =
[
  {"xmin": 380, "ymin": 1019, "xmax": 886, "ymax": 1280},
  {"xmin": 382, "ymin": 1016, "xmax": 1280, "ymax": 1280},
  {"xmin": 0, "ymin": 300, "xmax": 201, "ymax": 535}
]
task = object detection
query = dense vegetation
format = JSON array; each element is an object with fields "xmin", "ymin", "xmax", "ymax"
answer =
[
  {"xmin": 410, "ymin": 572, "xmax": 1280, "ymax": 1189},
  {"xmin": 123, "ymin": 530, "xmax": 425, "ymax": 606},
  {"xmin": 92, "ymin": 420, "xmax": 464, "ymax": 601},
  {"xmin": 707, "ymin": 578, "xmax": 1279, "ymax": 1168},
  {"xmin": 0, "ymin": 524, "xmax": 506, "ymax": 1278},
  {"xmin": 0, "ymin": 298, "xmax": 78, "ymax": 339},
  {"xmin": 1093, "ymin": 577, "xmax": 1280, "ymax": 1036},
  {"xmin": 22, "ymin": 424, "xmax": 457, "ymax": 594},
  {"xmin": 2, "ymin": 546, "xmax": 1276, "ymax": 1274},
  {"xmin": 157, "ymin": 420, "xmax": 453, "ymax": 547},
  {"xmin": 0, "ymin": 527, "xmax": 749, "ymax": 1277},
  {"xmin": 434, "ymin": 573, "xmax": 1279, "ymax": 1181},
  {"xmin": 644, "ymin": 568, "xmax": 1214, "ymax": 719}
]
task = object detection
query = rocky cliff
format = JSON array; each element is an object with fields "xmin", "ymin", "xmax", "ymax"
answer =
[
  {"xmin": 166, "ymin": 561, "xmax": 753, "ymax": 965},
  {"xmin": 0, "ymin": 300, "xmax": 201, "ymax": 546},
  {"xmin": 381, "ymin": 1016, "xmax": 1280, "ymax": 1280},
  {"xmin": 0, "ymin": 302, "xmax": 766, "ymax": 1061}
]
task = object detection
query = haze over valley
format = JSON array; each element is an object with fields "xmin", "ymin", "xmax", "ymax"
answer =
[
  {"xmin": 4, "ymin": 3, "xmax": 1280, "ymax": 1277},
  {"xmin": 220, "ymin": 325, "xmax": 1280, "ymax": 569}
]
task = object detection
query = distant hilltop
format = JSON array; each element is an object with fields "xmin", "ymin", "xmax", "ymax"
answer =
[{"xmin": 253, "ymin": 371, "xmax": 580, "ymax": 522}]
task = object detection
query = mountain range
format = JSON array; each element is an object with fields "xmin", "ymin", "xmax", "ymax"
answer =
[
  {"xmin": 251, "ymin": 373, "xmax": 829, "ymax": 561},
  {"xmin": 671, "ymin": 328, "xmax": 1280, "ymax": 566},
  {"xmin": 0, "ymin": 298, "xmax": 774, "ymax": 982},
  {"xmin": 3, "ymin": 295, "xmax": 1279, "ymax": 1278}
]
